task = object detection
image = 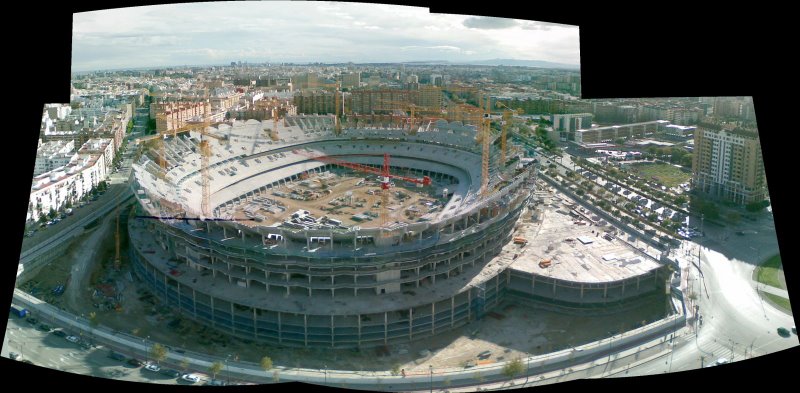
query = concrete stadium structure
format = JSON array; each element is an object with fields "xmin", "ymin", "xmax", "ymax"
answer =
[{"xmin": 128, "ymin": 115, "xmax": 669, "ymax": 348}]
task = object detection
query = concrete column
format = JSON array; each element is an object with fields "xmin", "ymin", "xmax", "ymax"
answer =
[
  {"xmin": 223, "ymin": 227, "xmax": 227, "ymax": 238},
  {"xmin": 553, "ymin": 279, "xmax": 556, "ymax": 294},
  {"xmin": 230, "ymin": 303, "xmax": 236, "ymax": 334},
  {"xmin": 637, "ymin": 276, "xmax": 640, "ymax": 290},
  {"xmin": 304, "ymin": 314, "xmax": 308, "ymax": 347},
  {"xmin": 431, "ymin": 303, "xmax": 436, "ymax": 335},
  {"xmin": 358, "ymin": 315, "xmax": 362, "ymax": 344},
  {"xmin": 241, "ymin": 230, "xmax": 245, "ymax": 242},
  {"xmin": 210, "ymin": 296, "xmax": 215, "ymax": 327},
  {"xmin": 531, "ymin": 274, "xmax": 535, "ymax": 292},
  {"xmin": 451, "ymin": 297, "xmax": 455, "ymax": 327},
  {"xmin": 409, "ymin": 307, "xmax": 413, "ymax": 340},
  {"xmin": 278, "ymin": 312, "xmax": 282, "ymax": 344},
  {"xmin": 622, "ymin": 280, "xmax": 626, "ymax": 295},
  {"xmin": 253, "ymin": 308, "xmax": 258, "ymax": 339},
  {"xmin": 192, "ymin": 289, "xmax": 197, "ymax": 318},
  {"xmin": 163, "ymin": 275, "xmax": 168, "ymax": 303},
  {"xmin": 506, "ymin": 269, "xmax": 511, "ymax": 285},
  {"xmin": 331, "ymin": 315, "xmax": 335, "ymax": 348},
  {"xmin": 384, "ymin": 312, "xmax": 388, "ymax": 344},
  {"xmin": 467, "ymin": 290, "xmax": 472, "ymax": 321},
  {"xmin": 580, "ymin": 284, "xmax": 584, "ymax": 299}
]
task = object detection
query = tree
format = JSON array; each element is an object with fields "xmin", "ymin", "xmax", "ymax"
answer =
[
  {"xmin": 260, "ymin": 356, "xmax": 273, "ymax": 374},
  {"xmin": 88, "ymin": 311, "xmax": 98, "ymax": 344},
  {"xmin": 502, "ymin": 358, "xmax": 524, "ymax": 379},
  {"xmin": 151, "ymin": 343, "xmax": 168, "ymax": 365},
  {"xmin": 674, "ymin": 195, "xmax": 688, "ymax": 205},
  {"xmin": 179, "ymin": 358, "xmax": 190, "ymax": 372},
  {"xmin": 390, "ymin": 363, "xmax": 401, "ymax": 376},
  {"xmin": 208, "ymin": 361, "xmax": 224, "ymax": 380}
]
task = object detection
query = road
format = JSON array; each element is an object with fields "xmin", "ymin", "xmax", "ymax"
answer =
[
  {"xmin": 18, "ymin": 134, "xmax": 138, "ymax": 267},
  {"xmin": 3, "ymin": 318, "xmax": 186, "ymax": 385},
  {"xmin": 622, "ymin": 239, "xmax": 797, "ymax": 376}
]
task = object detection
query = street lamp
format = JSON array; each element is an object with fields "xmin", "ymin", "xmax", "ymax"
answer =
[
  {"xmin": 429, "ymin": 365, "xmax": 433, "ymax": 393},
  {"xmin": 324, "ymin": 364, "xmax": 328, "ymax": 384},
  {"xmin": 225, "ymin": 354, "xmax": 231, "ymax": 384},
  {"xmin": 143, "ymin": 336, "xmax": 150, "ymax": 363}
]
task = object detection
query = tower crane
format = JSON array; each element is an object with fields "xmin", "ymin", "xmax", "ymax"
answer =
[
  {"xmin": 495, "ymin": 101, "xmax": 523, "ymax": 169},
  {"xmin": 293, "ymin": 149, "xmax": 431, "ymax": 226}
]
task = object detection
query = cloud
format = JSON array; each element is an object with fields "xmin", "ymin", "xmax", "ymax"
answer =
[
  {"xmin": 463, "ymin": 16, "xmax": 518, "ymax": 30},
  {"xmin": 520, "ymin": 21, "xmax": 569, "ymax": 31},
  {"xmin": 71, "ymin": 3, "xmax": 579, "ymax": 71}
]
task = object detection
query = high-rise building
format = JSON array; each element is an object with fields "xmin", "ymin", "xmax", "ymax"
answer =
[
  {"xmin": 692, "ymin": 124, "xmax": 766, "ymax": 205},
  {"xmin": 551, "ymin": 113, "xmax": 593, "ymax": 134},
  {"xmin": 293, "ymin": 89, "xmax": 335, "ymax": 115},
  {"xmin": 341, "ymin": 72, "xmax": 361, "ymax": 89}
]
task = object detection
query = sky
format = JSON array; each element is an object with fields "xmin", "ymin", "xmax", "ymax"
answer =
[{"xmin": 72, "ymin": 2, "xmax": 580, "ymax": 72}]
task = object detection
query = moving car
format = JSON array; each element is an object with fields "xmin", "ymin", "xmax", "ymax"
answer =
[
  {"xmin": 65, "ymin": 335, "xmax": 79, "ymax": 343},
  {"xmin": 777, "ymin": 327, "xmax": 791, "ymax": 337}
]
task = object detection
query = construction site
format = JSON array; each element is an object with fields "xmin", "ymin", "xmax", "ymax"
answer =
[
  {"xmin": 17, "ymin": 101, "xmax": 673, "ymax": 371},
  {"xmin": 227, "ymin": 168, "xmax": 452, "ymax": 230}
]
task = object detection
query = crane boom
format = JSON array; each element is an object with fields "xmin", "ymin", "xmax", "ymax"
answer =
[{"xmin": 293, "ymin": 150, "xmax": 431, "ymax": 186}]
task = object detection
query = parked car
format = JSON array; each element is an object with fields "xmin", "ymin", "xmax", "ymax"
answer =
[
  {"xmin": 52, "ymin": 330, "xmax": 67, "ymax": 338},
  {"xmin": 777, "ymin": 327, "xmax": 791, "ymax": 337},
  {"xmin": 108, "ymin": 351, "xmax": 126, "ymax": 361},
  {"xmin": 181, "ymin": 374, "xmax": 201, "ymax": 383},
  {"xmin": 144, "ymin": 363, "xmax": 162, "ymax": 372},
  {"xmin": 37, "ymin": 323, "xmax": 52, "ymax": 332},
  {"xmin": 160, "ymin": 369, "xmax": 181, "ymax": 378},
  {"xmin": 65, "ymin": 335, "xmax": 80, "ymax": 343},
  {"xmin": 127, "ymin": 358, "xmax": 143, "ymax": 367}
]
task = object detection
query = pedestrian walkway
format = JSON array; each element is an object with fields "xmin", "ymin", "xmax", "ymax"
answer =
[{"xmin": 757, "ymin": 283, "xmax": 789, "ymax": 299}]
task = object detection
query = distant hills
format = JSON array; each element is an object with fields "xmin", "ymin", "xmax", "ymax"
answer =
[{"xmin": 401, "ymin": 58, "xmax": 580, "ymax": 70}]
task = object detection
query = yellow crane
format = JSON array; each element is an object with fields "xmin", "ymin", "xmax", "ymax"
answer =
[{"xmin": 495, "ymin": 101, "xmax": 523, "ymax": 169}]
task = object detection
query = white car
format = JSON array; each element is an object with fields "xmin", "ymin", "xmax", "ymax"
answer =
[
  {"xmin": 181, "ymin": 374, "xmax": 200, "ymax": 383},
  {"xmin": 65, "ymin": 335, "xmax": 80, "ymax": 343},
  {"xmin": 144, "ymin": 363, "xmax": 161, "ymax": 372}
]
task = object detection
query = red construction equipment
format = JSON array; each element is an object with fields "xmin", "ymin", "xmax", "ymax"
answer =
[{"xmin": 294, "ymin": 150, "xmax": 431, "ymax": 226}]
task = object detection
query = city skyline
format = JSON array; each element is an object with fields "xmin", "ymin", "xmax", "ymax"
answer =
[{"xmin": 72, "ymin": 2, "xmax": 580, "ymax": 72}]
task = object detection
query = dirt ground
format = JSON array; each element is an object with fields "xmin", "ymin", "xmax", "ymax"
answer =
[
  {"xmin": 23, "ymin": 230, "xmax": 669, "ymax": 374},
  {"xmin": 228, "ymin": 170, "xmax": 448, "ymax": 228},
  {"xmin": 18, "ymin": 194, "xmax": 671, "ymax": 375}
]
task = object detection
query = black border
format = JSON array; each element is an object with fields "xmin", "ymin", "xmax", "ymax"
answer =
[{"xmin": 6, "ymin": 2, "xmax": 796, "ymax": 392}]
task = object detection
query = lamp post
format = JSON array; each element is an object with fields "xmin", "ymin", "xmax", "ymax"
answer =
[
  {"xmin": 324, "ymin": 364, "xmax": 328, "ymax": 384},
  {"xmin": 225, "ymin": 354, "xmax": 231, "ymax": 384},
  {"xmin": 143, "ymin": 335, "xmax": 150, "ymax": 363},
  {"xmin": 429, "ymin": 365, "xmax": 433, "ymax": 393}
]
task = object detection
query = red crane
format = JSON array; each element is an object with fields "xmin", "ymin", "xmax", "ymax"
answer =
[{"xmin": 293, "ymin": 150, "xmax": 431, "ymax": 226}]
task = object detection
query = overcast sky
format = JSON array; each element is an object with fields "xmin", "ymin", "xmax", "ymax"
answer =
[{"xmin": 72, "ymin": 2, "xmax": 580, "ymax": 72}]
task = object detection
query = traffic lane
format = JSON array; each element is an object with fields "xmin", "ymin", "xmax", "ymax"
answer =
[
  {"xmin": 20, "ymin": 183, "xmax": 129, "ymax": 254},
  {"xmin": 5, "ymin": 320, "xmax": 179, "ymax": 384}
]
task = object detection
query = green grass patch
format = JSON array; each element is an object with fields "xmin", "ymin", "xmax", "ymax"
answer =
[
  {"xmin": 760, "ymin": 291, "xmax": 792, "ymax": 315},
  {"xmin": 755, "ymin": 254, "xmax": 784, "ymax": 289},
  {"xmin": 628, "ymin": 162, "xmax": 691, "ymax": 188}
]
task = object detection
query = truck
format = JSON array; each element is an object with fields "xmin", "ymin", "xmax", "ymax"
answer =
[{"xmin": 10, "ymin": 305, "xmax": 29, "ymax": 318}]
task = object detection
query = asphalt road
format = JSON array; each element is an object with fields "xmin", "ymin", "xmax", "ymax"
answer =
[{"xmin": 2, "ymin": 318, "xmax": 190, "ymax": 385}]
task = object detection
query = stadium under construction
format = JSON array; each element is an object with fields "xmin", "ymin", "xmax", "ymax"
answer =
[{"xmin": 128, "ymin": 115, "xmax": 670, "ymax": 348}]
